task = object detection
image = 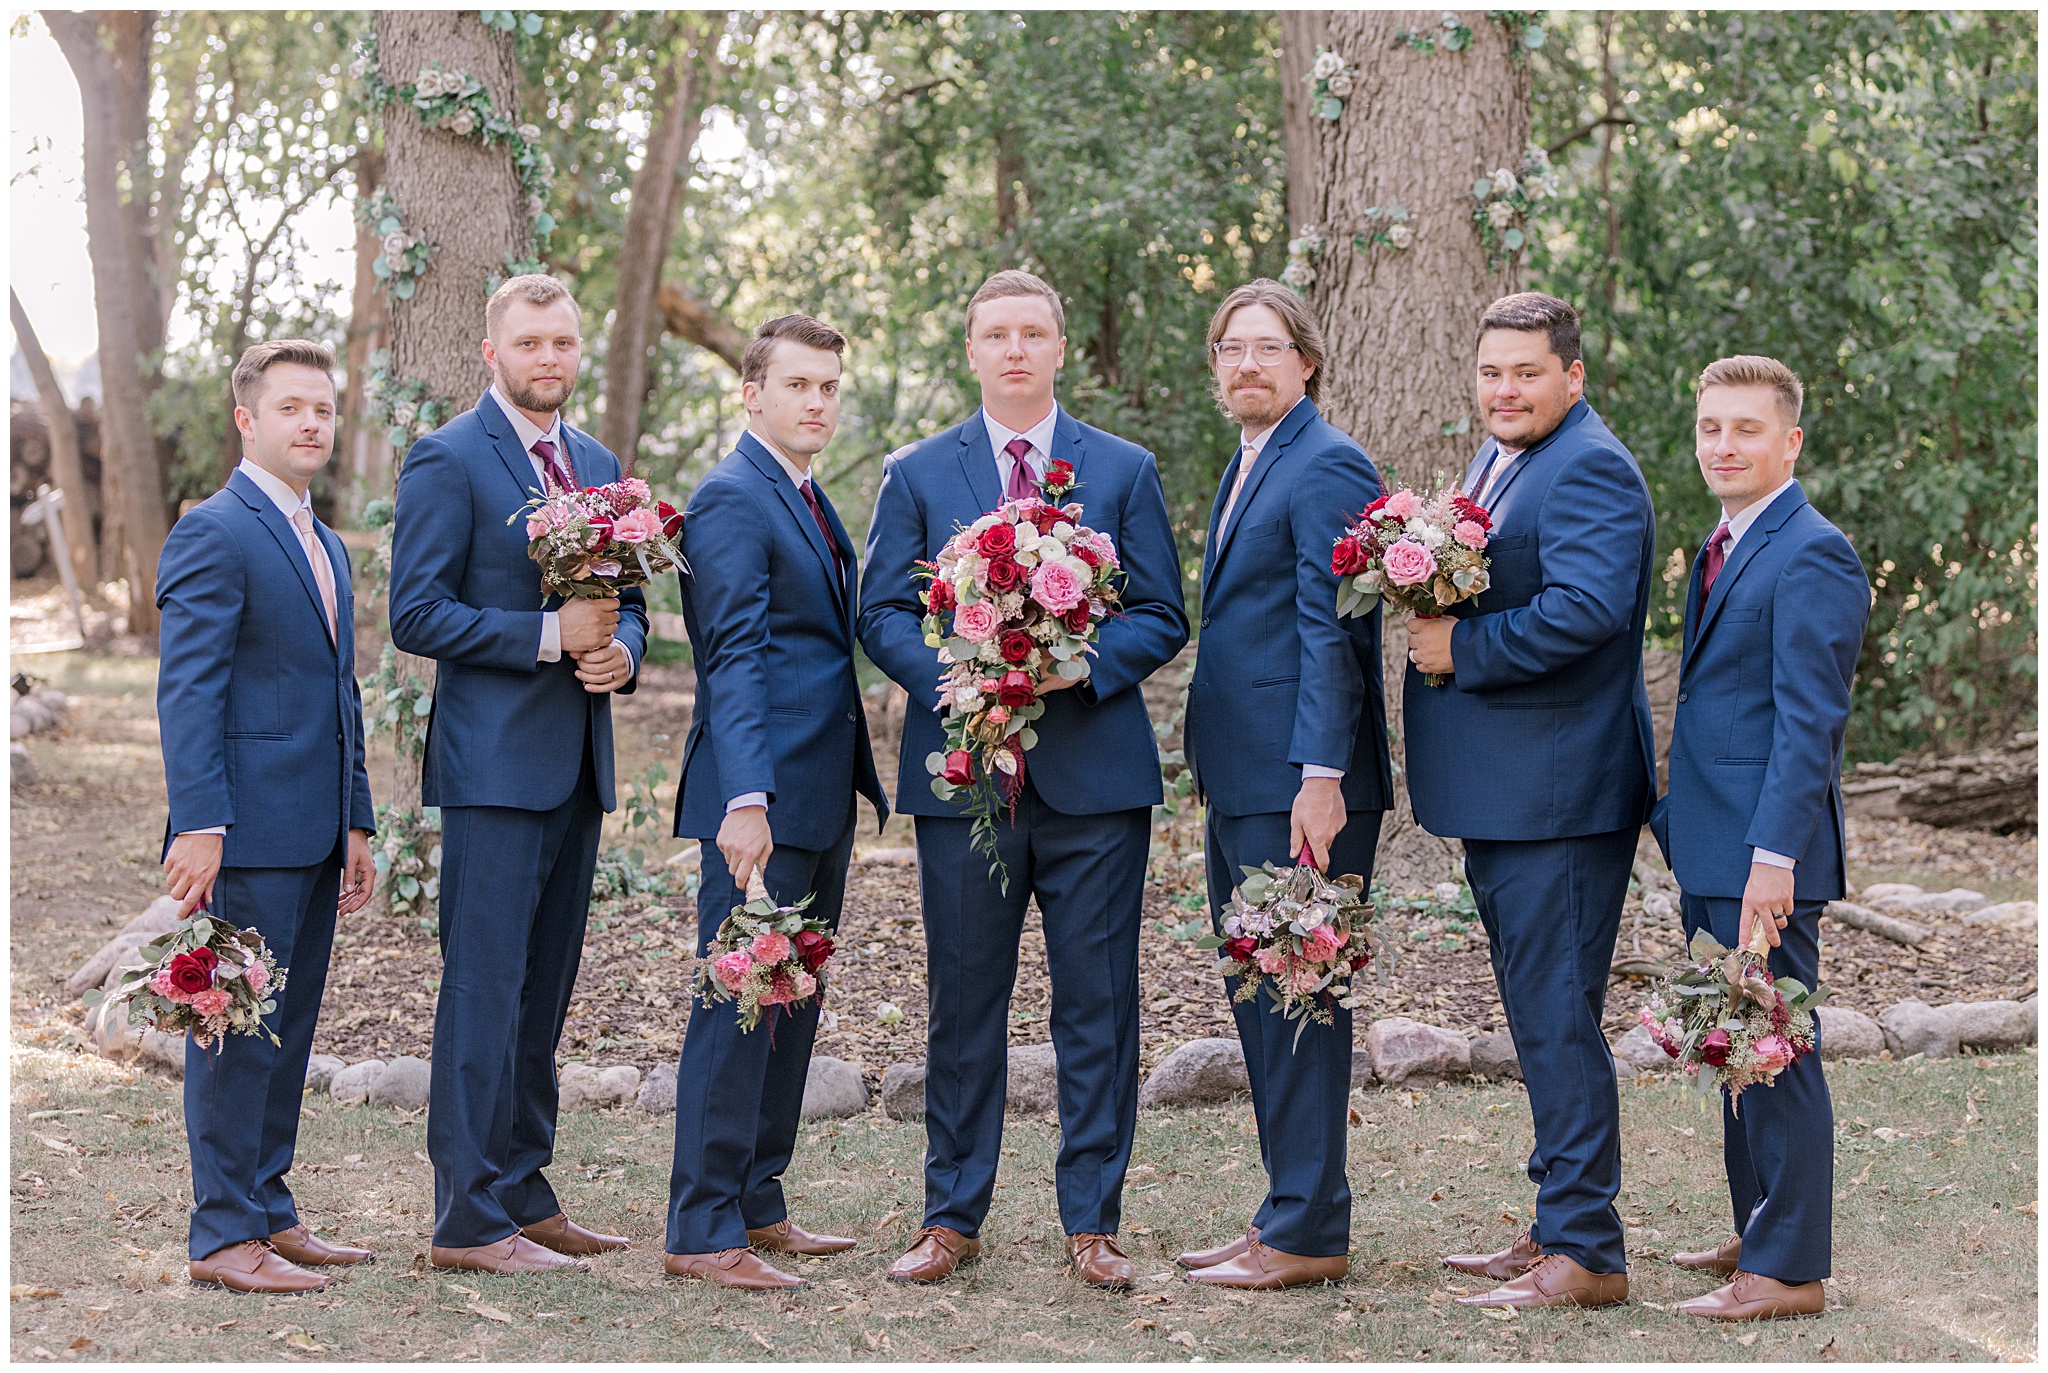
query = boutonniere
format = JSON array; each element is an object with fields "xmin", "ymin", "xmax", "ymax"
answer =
[{"xmin": 1040, "ymin": 458, "xmax": 1077, "ymax": 502}]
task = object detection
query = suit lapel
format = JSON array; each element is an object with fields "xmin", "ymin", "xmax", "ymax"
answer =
[
  {"xmin": 1208, "ymin": 398, "xmax": 1317, "ymax": 593},
  {"xmin": 1198, "ymin": 453, "xmax": 1235, "ymax": 600},
  {"xmin": 1680, "ymin": 543, "xmax": 1709, "ymax": 664},
  {"xmin": 1688, "ymin": 481, "xmax": 1809, "ymax": 664},
  {"xmin": 227, "ymin": 470, "xmax": 335, "ymax": 653},
  {"xmin": 811, "ymin": 478, "xmax": 859, "ymax": 631},
  {"xmin": 1462, "ymin": 439, "xmax": 1499, "ymax": 498},
  {"xmin": 476, "ymin": 390, "xmax": 548, "ymax": 505},
  {"xmin": 955, "ymin": 411, "xmax": 1004, "ymax": 515},
  {"xmin": 740, "ymin": 433, "xmax": 846, "ymax": 616},
  {"xmin": 317, "ymin": 521, "xmax": 353, "ymax": 666}
]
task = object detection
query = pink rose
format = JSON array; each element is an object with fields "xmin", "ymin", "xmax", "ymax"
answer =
[
  {"xmin": 244, "ymin": 960, "xmax": 269, "ymax": 995},
  {"xmin": 792, "ymin": 970, "xmax": 818, "ymax": 1000},
  {"xmin": 953, "ymin": 601, "xmax": 1001, "ymax": 642},
  {"xmin": 713, "ymin": 950, "xmax": 754, "ymax": 991},
  {"xmin": 1030, "ymin": 561, "xmax": 1086, "ymax": 613},
  {"xmin": 190, "ymin": 989, "xmax": 231, "ymax": 1018},
  {"xmin": 1453, "ymin": 519, "xmax": 1489, "ymax": 550},
  {"xmin": 1255, "ymin": 946, "xmax": 1291, "ymax": 976},
  {"xmin": 750, "ymin": 931, "xmax": 793, "ymax": 965},
  {"xmin": 526, "ymin": 517, "xmax": 551, "ymax": 539},
  {"xmin": 1304, "ymin": 926, "xmax": 1344, "ymax": 963},
  {"xmin": 609, "ymin": 507, "xmax": 663, "ymax": 544},
  {"xmin": 1752, "ymin": 1034, "xmax": 1796, "ymax": 1073},
  {"xmin": 1382, "ymin": 489, "xmax": 1423, "ymax": 521},
  {"xmin": 1083, "ymin": 531, "xmax": 1119, "ymax": 568},
  {"xmin": 1382, "ymin": 538, "xmax": 1437, "ymax": 587},
  {"xmin": 987, "ymin": 706, "xmax": 1010, "ymax": 725}
]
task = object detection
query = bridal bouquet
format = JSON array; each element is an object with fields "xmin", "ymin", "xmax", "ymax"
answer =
[
  {"xmin": 917, "ymin": 488, "xmax": 1123, "ymax": 887},
  {"xmin": 693, "ymin": 894, "xmax": 835, "ymax": 1032},
  {"xmin": 511, "ymin": 475, "xmax": 685, "ymax": 600},
  {"xmin": 1638, "ymin": 926, "xmax": 1825, "ymax": 1105},
  {"xmin": 1331, "ymin": 485, "xmax": 1492, "ymax": 685},
  {"xmin": 1198, "ymin": 855, "xmax": 1378, "ymax": 1050},
  {"xmin": 83, "ymin": 909, "xmax": 286, "ymax": 1051}
]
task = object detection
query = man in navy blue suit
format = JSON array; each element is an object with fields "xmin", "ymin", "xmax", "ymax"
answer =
[
  {"xmin": 1650, "ymin": 356, "xmax": 1867, "ymax": 1322},
  {"xmin": 1176, "ymin": 281, "xmax": 1391, "ymax": 1290},
  {"xmin": 156, "ymin": 339, "xmax": 378, "ymax": 1293},
  {"xmin": 1405, "ymin": 293, "xmax": 1655, "ymax": 1310},
  {"xmin": 859, "ymin": 270, "xmax": 1190, "ymax": 1288},
  {"xmin": 662, "ymin": 315, "xmax": 888, "ymax": 1290},
  {"xmin": 391, "ymin": 275, "xmax": 649, "ymax": 1275}
]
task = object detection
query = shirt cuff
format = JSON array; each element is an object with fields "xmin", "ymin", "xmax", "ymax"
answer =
[
  {"xmin": 725, "ymin": 792, "xmax": 769, "ymax": 814},
  {"xmin": 1752, "ymin": 848, "xmax": 1797, "ymax": 870},
  {"xmin": 1300, "ymin": 765, "xmax": 1346, "ymax": 782},
  {"xmin": 612, "ymin": 635, "xmax": 637, "ymax": 678},
  {"xmin": 180, "ymin": 827, "xmax": 228, "ymax": 836},
  {"xmin": 538, "ymin": 611, "xmax": 562, "ymax": 662}
]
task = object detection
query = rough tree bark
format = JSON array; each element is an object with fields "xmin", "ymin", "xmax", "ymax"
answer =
[
  {"xmin": 1280, "ymin": 10, "xmax": 1531, "ymax": 893},
  {"xmin": 11, "ymin": 290, "xmax": 102, "ymax": 590},
  {"xmin": 343, "ymin": 145, "xmax": 393, "ymax": 516}
]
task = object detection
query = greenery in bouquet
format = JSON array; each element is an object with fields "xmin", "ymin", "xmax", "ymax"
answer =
[
  {"xmin": 1199, "ymin": 859, "xmax": 1378, "ymax": 1050},
  {"xmin": 511, "ymin": 476, "xmax": 687, "ymax": 600},
  {"xmin": 692, "ymin": 894, "xmax": 835, "ymax": 1033},
  {"xmin": 1639, "ymin": 927, "xmax": 1825, "ymax": 1105},
  {"xmin": 84, "ymin": 910, "xmax": 286, "ymax": 1051}
]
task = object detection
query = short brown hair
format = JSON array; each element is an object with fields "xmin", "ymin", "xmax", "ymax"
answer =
[
  {"xmin": 1205, "ymin": 278, "xmax": 1327, "ymax": 404},
  {"xmin": 966, "ymin": 269, "xmax": 1065, "ymax": 338},
  {"xmin": 485, "ymin": 273, "xmax": 578, "ymax": 338},
  {"xmin": 1696, "ymin": 354, "xmax": 1804, "ymax": 426},
  {"xmin": 1477, "ymin": 291, "xmax": 1581, "ymax": 370},
  {"xmin": 230, "ymin": 339, "xmax": 336, "ymax": 409},
  {"xmin": 740, "ymin": 314, "xmax": 848, "ymax": 386}
]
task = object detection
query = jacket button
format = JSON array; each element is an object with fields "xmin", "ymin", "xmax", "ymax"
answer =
[
  {"xmin": 1676, "ymin": 693, "xmax": 1688, "ymax": 705},
  {"xmin": 1201, "ymin": 616, "xmax": 1211, "ymax": 629},
  {"xmin": 847, "ymin": 711, "xmax": 857, "ymax": 723},
  {"xmin": 336, "ymin": 731, "xmax": 344, "ymax": 743}
]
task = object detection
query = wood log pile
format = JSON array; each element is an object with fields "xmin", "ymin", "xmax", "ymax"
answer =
[{"xmin": 1844, "ymin": 730, "xmax": 2037, "ymax": 834}]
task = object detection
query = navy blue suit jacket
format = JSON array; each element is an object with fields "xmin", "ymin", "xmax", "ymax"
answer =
[
  {"xmin": 1185, "ymin": 399, "xmax": 1393, "ymax": 817},
  {"xmin": 156, "ymin": 469, "xmax": 374, "ymax": 867},
  {"xmin": 858, "ymin": 407, "xmax": 1191, "ymax": 817},
  {"xmin": 671, "ymin": 433, "xmax": 887, "ymax": 849},
  {"xmin": 1404, "ymin": 400, "xmax": 1658, "ymax": 840},
  {"xmin": 389, "ymin": 395, "xmax": 649, "ymax": 813},
  {"xmin": 1650, "ymin": 482, "xmax": 1868, "ymax": 899}
]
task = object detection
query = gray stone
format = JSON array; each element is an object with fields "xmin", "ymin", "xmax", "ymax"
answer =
[
  {"xmin": 1469, "ymin": 1031, "xmax": 1522, "ymax": 1082},
  {"xmin": 1364, "ymin": 1017, "xmax": 1470, "ymax": 1086},
  {"xmin": 881, "ymin": 1061, "xmax": 927, "ymax": 1121},
  {"xmin": 303, "ymin": 1054, "xmax": 346, "ymax": 1094},
  {"xmin": 329, "ymin": 1059, "xmax": 387, "ymax": 1104},
  {"xmin": 1960, "ymin": 901, "xmax": 2037, "ymax": 934},
  {"xmin": 138, "ymin": 1030, "xmax": 185, "ymax": 1076},
  {"xmin": 369, "ymin": 1055, "xmax": 432, "ymax": 1111},
  {"xmin": 1351, "ymin": 1046, "xmax": 1376, "ymax": 1089},
  {"xmin": 1936, "ymin": 999, "xmax": 2035, "ymax": 1050},
  {"xmin": 636, "ymin": 1068, "xmax": 677, "ymax": 1113},
  {"xmin": 10, "ymin": 740, "xmax": 36, "ymax": 783},
  {"xmin": 67, "ymin": 897, "xmax": 184, "ymax": 995},
  {"xmin": 1138, "ymin": 1038, "xmax": 1250, "ymax": 1109},
  {"xmin": 1857, "ymin": 882, "xmax": 1924, "ymax": 905},
  {"xmin": 1869, "ymin": 887, "xmax": 1989, "ymax": 917},
  {"xmin": 1814, "ymin": 1006, "xmax": 1884, "ymax": 1060},
  {"xmin": 1611, "ymin": 1054, "xmax": 1638, "ymax": 1082},
  {"xmin": 801, "ymin": 1056, "xmax": 870, "ymax": 1120},
  {"xmin": 598, "ymin": 1065, "xmax": 642, "ymax": 1104},
  {"xmin": 1007, "ymin": 1042, "xmax": 1061, "ymax": 1113},
  {"xmin": 1612, "ymin": 1024, "xmax": 1675, "ymax": 1071},
  {"xmin": 1877, "ymin": 1001, "xmax": 1959, "ymax": 1060},
  {"xmin": 557, "ymin": 1062, "xmax": 611, "ymax": 1112}
]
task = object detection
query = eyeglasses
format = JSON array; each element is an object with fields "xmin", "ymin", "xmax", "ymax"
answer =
[{"xmin": 1211, "ymin": 340, "xmax": 1300, "ymax": 366}]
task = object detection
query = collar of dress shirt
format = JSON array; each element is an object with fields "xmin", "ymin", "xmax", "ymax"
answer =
[
  {"xmin": 748, "ymin": 427, "xmax": 814, "ymax": 487},
  {"xmin": 1721, "ymin": 474, "xmax": 1799, "ymax": 555},
  {"xmin": 237, "ymin": 457, "xmax": 312, "ymax": 520},
  {"xmin": 1238, "ymin": 394, "xmax": 1309, "ymax": 466},
  {"xmin": 982, "ymin": 404, "xmax": 1060, "ymax": 472},
  {"xmin": 488, "ymin": 382, "xmax": 564, "ymax": 455}
]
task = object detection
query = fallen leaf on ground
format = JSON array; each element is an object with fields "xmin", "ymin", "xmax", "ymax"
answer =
[
  {"xmin": 1169, "ymin": 1330, "xmax": 1198, "ymax": 1347},
  {"xmin": 1737, "ymin": 1332, "xmax": 1758, "ymax": 1347},
  {"xmin": 10, "ymin": 1287, "xmax": 61, "ymax": 1300},
  {"xmin": 471, "ymin": 1305, "xmax": 514, "ymax": 1324},
  {"xmin": 284, "ymin": 1333, "xmax": 323, "ymax": 1352},
  {"xmin": 1126, "ymin": 1318, "xmax": 1161, "ymax": 1333}
]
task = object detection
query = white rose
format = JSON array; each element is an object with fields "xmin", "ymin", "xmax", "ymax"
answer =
[
  {"xmin": 391, "ymin": 402, "xmax": 417, "ymax": 427},
  {"xmin": 526, "ymin": 194, "xmax": 546, "ymax": 216},
  {"xmin": 517, "ymin": 123, "xmax": 541, "ymax": 141},
  {"xmin": 1386, "ymin": 222, "xmax": 1413, "ymax": 249},
  {"xmin": 1490, "ymin": 167, "xmax": 1519, "ymax": 196},
  {"xmin": 381, "ymin": 231, "xmax": 413, "ymax": 259},
  {"xmin": 1281, "ymin": 260, "xmax": 1316, "ymax": 290},
  {"xmin": 348, "ymin": 57, "xmax": 369, "ymax": 80},
  {"xmin": 1312, "ymin": 50, "xmax": 1344, "ymax": 80},
  {"xmin": 416, "ymin": 66, "xmax": 445, "ymax": 96},
  {"xmin": 1487, "ymin": 200, "xmax": 1519, "ymax": 229},
  {"xmin": 444, "ymin": 108, "xmax": 477, "ymax": 136},
  {"xmin": 1522, "ymin": 177, "xmax": 1548, "ymax": 202},
  {"xmin": 1326, "ymin": 71, "xmax": 1353, "ymax": 98}
]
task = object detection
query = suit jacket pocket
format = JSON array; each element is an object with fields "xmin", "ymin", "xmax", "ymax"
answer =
[
  {"xmin": 223, "ymin": 732, "xmax": 292, "ymax": 741},
  {"xmin": 1487, "ymin": 535, "xmax": 1530, "ymax": 551},
  {"xmin": 768, "ymin": 705, "xmax": 812, "ymax": 717},
  {"xmin": 1251, "ymin": 675, "xmax": 1300, "ymax": 688},
  {"xmin": 1721, "ymin": 606, "xmax": 1763, "ymax": 622},
  {"xmin": 1240, "ymin": 518, "xmax": 1285, "ymax": 542}
]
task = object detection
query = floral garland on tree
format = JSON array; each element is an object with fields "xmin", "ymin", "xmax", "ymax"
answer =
[
  {"xmin": 1305, "ymin": 48, "xmax": 1354, "ymax": 121},
  {"xmin": 362, "ymin": 350, "xmax": 457, "ymax": 454},
  {"xmin": 1352, "ymin": 204, "xmax": 1415, "ymax": 253},
  {"xmin": 1281, "ymin": 226, "xmax": 1325, "ymax": 292},
  {"xmin": 1398, "ymin": 12, "xmax": 1474, "ymax": 54},
  {"xmin": 1470, "ymin": 144, "xmax": 1560, "ymax": 271},
  {"xmin": 356, "ymin": 190, "xmax": 436, "ymax": 302}
]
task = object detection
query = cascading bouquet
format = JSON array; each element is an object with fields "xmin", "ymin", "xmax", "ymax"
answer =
[
  {"xmin": 510, "ymin": 475, "xmax": 686, "ymax": 600},
  {"xmin": 82, "ymin": 908, "xmax": 285, "ymax": 1051},
  {"xmin": 1331, "ymin": 485, "xmax": 1493, "ymax": 685},
  {"xmin": 1638, "ymin": 925, "xmax": 1825, "ymax": 1106},
  {"xmin": 693, "ymin": 893, "xmax": 835, "ymax": 1032},
  {"xmin": 917, "ymin": 481, "xmax": 1123, "ymax": 888},
  {"xmin": 1197, "ymin": 855, "xmax": 1378, "ymax": 1050}
]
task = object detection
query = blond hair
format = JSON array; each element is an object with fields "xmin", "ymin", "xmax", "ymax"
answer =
[
  {"xmin": 485, "ymin": 273, "xmax": 578, "ymax": 339},
  {"xmin": 1206, "ymin": 279, "xmax": 1327, "ymax": 404},
  {"xmin": 230, "ymin": 339, "xmax": 336, "ymax": 408},
  {"xmin": 1696, "ymin": 354, "xmax": 1804, "ymax": 426},
  {"xmin": 966, "ymin": 269, "xmax": 1065, "ymax": 338}
]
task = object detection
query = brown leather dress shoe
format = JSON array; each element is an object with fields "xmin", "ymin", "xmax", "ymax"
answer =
[
  {"xmin": 1067, "ymin": 1233, "xmax": 1135, "ymax": 1289},
  {"xmin": 520, "ymin": 1211, "xmax": 633, "ymax": 1256},
  {"xmin": 664, "ymin": 1248, "xmax": 806, "ymax": 1290},
  {"xmin": 269, "ymin": 1223, "xmax": 373, "ymax": 1267},
  {"xmin": 1185, "ymin": 1240, "xmax": 1348, "ymax": 1290},
  {"xmin": 1444, "ymin": 1229, "xmax": 1542, "ymax": 1280},
  {"xmin": 1676, "ymin": 1271, "xmax": 1824, "ymax": 1321},
  {"xmin": 190, "ymin": 1240, "xmax": 332, "ymax": 1294},
  {"xmin": 430, "ymin": 1235, "xmax": 590, "ymax": 1274},
  {"xmin": 748, "ymin": 1219, "xmax": 856, "ymax": 1256},
  {"xmin": 887, "ymin": 1225, "xmax": 982, "ymax": 1284},
  {"xmin": 1672, "ymin": 1235, "xmax": 1742, "ymax": 1277},
  {"xmin": 1179, "ymin": 1225, "xmax": 1258, "ymax": 1270},
  {"xmin": 1455, "ymin": 1253, "xmax": 1628, "ymax": 1309}
]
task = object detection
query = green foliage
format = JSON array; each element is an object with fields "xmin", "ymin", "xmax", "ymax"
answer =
[
  {"xmin": 371, "ymin": 804, "xmax": 441, "ymax": 929},
  {"xmin": 1533, "ymin": 11, "xmax": 2037, "ymax": 757}
]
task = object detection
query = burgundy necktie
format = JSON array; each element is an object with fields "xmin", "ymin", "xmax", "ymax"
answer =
[
  {"xmin": 1700, "ymin": 521, "xmax": 1732, "ymax": 597},
  {"xmin": 532, "ymin": 437, "xmax": 576, "ymax": 493},
  {"xmin": 799, "ymin": 478, "xmax": 844, "ymax": 581},
  {"xmin": 1003, "ymin": 436, "xmax": 1039, "ymax": 501}
]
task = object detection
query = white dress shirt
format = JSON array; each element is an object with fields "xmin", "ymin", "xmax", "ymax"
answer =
[
  {"xmin": 1714, "ymin": 474, "xmax": 1803, "ymax": 872},
  {"xmin": 982, "ymin": 405, "xmax": 1060, "ymax": 491},
  {"xmin": 725, "ymin": 428, "xmax": 823, "ymax": 815}
]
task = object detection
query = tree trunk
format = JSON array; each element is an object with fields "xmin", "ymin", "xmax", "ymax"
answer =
[
  {"xmin": 343, "ymin": 145, "xmax": 393, "ymax": 516},
  {"xmin": 1281, "ymin": 10, "xmax": 1531, "ymax": 894},
  {"xmin": 11, "ymin": 290, "xmax": 101, "ymax": 590},
  {"xmin": 598, "ymin": 39, "xmax": 706, "ymax": 465},
  {"xmin": 47, "ymin": 10, "xmax": 170, "ymax": 637}
]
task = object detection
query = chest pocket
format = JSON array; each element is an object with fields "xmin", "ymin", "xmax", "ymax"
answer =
[
  {"xmin": 1720, "ymin": 606, "xmax": 1763, "ymax": 623},
  {"xmin": 1239, "ymin": 518, "xmax": 1286, "ymax": 543}
]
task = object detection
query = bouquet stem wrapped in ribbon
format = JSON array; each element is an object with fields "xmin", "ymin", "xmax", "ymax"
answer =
[
  {"xmin": 510, "ymin": 474, "xmax": 686, "ymax": 599},
  {"xmin": 1638, "ymin": 922, "xmax": 1825, "ymax": 1107},
  {"xmin": 83, "ymin": 907, "xmax": 286, "ymax": 1051},
  {"xmin": 692, "ymin": 894, "xmax": 835, "ymax": 1033},
  {"xmin": 1331, "ymin": 485, "xmax": 1493, "ymax": 685},
  {"xmin": 1198, "ymin": 850, "xmax": 1378, "ymax": 1050}
]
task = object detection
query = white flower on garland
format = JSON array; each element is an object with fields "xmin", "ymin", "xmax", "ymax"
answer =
[
  {"xmin": 381, "ymin": 231, "xmax": 414, "ymax": 259},
  {"xmin": 1326, "ymin": 70, "xmax": 1354, "ymax": 98},
  {"xmin": 1490, "ymin": 166, "xmax": 1519, "ymax": 196},
  {"xmin": 1486, "ymin": 199, "xmax": 1519, "ymax": 229},
  {"xmin": 348, "ymin": 56, "xmax": 368, "ymax": 81},
  {"xmin": 1386, "ymin": 221, "xmax": 1414, "ymax": 249},
  {"xmin": 1312, "ymin": 49, "xmax": 1345, "ymax": 80},
  {"xmin": 442, "ymin": 107, "xmax": 477, "ymax": 137},
  {"xmin": 517, "ymin": 123, "xmax": 542, "ymax": 142},
  {"xmin": 391, "ymin": 402, "xmax": 418, "ymax": 428}
]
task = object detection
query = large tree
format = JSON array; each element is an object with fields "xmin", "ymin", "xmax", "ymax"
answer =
[
  {"xmin": 11, "ymin": 290, "xmax": 101, "ymax": 590},
  {"xmin": 1280, "ymin": 10, "xmax": 1537, "ymax": 891}
]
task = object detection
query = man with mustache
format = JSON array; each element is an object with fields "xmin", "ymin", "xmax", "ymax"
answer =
[
  {"xmin": 1177, "ymin": 280, "xmax": 1391, "ymax": 1289},
  {"xmin": 391, "ymin": 274, "xmax": 649, "ymax": 1275},
  {"xmin": 1405, "ymin": 292, "xmax": 1656, "ymax": 1309}
]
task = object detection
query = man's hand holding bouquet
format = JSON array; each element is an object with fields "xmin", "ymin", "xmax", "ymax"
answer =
[
  {"xmin": 1638, "ymin": 923, "xmax": 1825, "ymax": 1106},
  {"xmin": 1198, "ymin": 853, "xmax": 1379, "ymax": 1051},
  {"xmin": 1332, "ymin": 486, "xmax": 1492, "ymax": 685}
]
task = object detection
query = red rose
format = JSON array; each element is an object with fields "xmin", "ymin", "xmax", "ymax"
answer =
[
  {"xmin": 926, "ymin": 579, "xmax": 956, "ymax": 614},
  {"xmin": 1063, "ymin": 604, "xmax": 1092, "ymax": 634},
  {"xmin": 188, "ymin": 946, "xmax": 219, "ymax": 975},
  {"xmin": 984, "ymin": 556, "xmax": 1025, "ymax": 593},
  {"xmin": 167, "ymin": 952, "xmax": 214, "ymax": 996},
  {"xmin": 1330, "ymin": 536, "xmax": 1370, "ymax": 577},
  {"xmin": 996, "ymin": 670, "xmax": 1036, "ymax": 708},
  {"xmin": 1029, "ymin": 502, "xmax": 1063, "ymax": 534},
  {"xmin": 1074, "ymin": 543, "xmax": 1101, "ymax": 569},
  {"xmin": 1451, "ymin": 494, "xmax": 1491, "ymax": 529},
  {"xmin": 999, "ymin": 629, "xmax": 1034, "ymax": 665},
  {"xmin": 1699, "ymin": 1028, "xmax": 1732, "ymax": 1066},
  {"xmin": 977, "ymin": 522, "xmax": 1017, "ymax": 557},
  {"xmin": 1222, "ymin": 936, "xmax": 1257, "ymax": 963},
  {"xmin": 657, "ymin": 501, "xmax": 684, "ymax": 538},
  {"xmin": 1359, "ymin": 494, "xmax": 1390, "ymax": 518},
  {"xmin": 941, "ymin": 750, "xmax": 977, "ymax": 786},
  {"xmin": 586, "ymin": 514, "xmax": 614, "ymax": 545},
  {"xmin": 793, "ymin": 929, "xmax": 835, "ymax": 973},
  {"xmin": 1349, "ymin": 950, "xmax": 1373, "ymax": 971}
]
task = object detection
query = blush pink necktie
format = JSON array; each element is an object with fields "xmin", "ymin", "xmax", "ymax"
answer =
[
  {"xmin": 1003, "ymin": 437, "xmax": 1039, "ymax": 501},
  {"xmin": 290, "ymin": 508, "xmax": 337, "ymax": 642}
]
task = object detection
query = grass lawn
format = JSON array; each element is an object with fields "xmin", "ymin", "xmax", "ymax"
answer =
[{"xmin": 9, "ymin": 1043, "xmax": 2034, "ymax": 1362}]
